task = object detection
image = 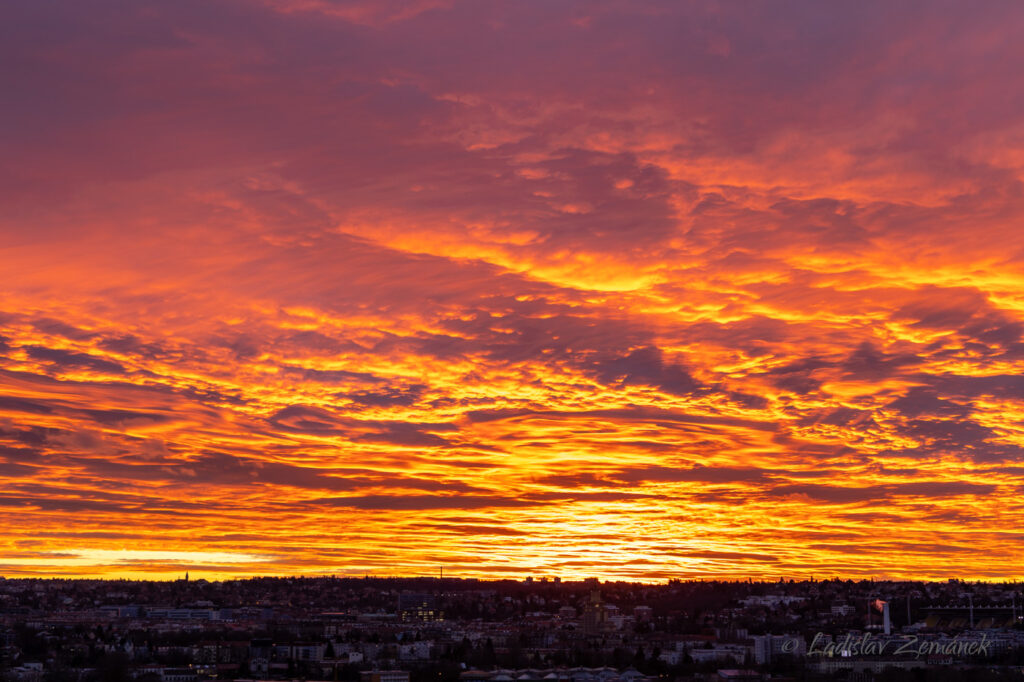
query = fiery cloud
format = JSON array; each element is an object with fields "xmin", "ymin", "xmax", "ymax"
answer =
[{"xmin": 2, "ymin": 0, "xmax": 1024, "ymax": 580}]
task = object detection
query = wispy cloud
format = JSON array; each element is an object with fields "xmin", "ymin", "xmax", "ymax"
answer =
[{"xmin": 1, "ymin": 0, "xmax": 1023, "ymax": 580}]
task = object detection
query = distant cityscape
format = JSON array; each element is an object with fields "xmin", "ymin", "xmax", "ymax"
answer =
[{"xmin": 1, "ymin": 576, "xmax": 1023, "ymax": 681}]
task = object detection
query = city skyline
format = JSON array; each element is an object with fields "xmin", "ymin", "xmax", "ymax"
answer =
[{"xmin": 2, "ymin": 1, "xmax": 1024, "ymax": 582}]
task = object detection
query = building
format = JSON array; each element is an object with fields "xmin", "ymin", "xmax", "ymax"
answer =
[
  {"xmin": 398, "ymin": 593, "xmax": 442, "ymax": 622},
  {"xmin": 688, "ymin": 644, "xmax": 749, "ymax": 665},
  {"xmin": 716, "ymin": 671, "xmax": 761, "ymax": 681},
  {"xmin": 752, "ymin": 634, "xmax": 805, "ymax": 665},
  {"xmin": 581, "ymin": 591, "xmax": 608, "ymax": 634},
  {"xmin": 809, "ymin": 657, "xmax": 927, "ymax": 675},
  {"xmin": 362, "ymin": 671, "xmax": 411, "ymax": 682},
  {"xmin": 291, "ymin": 641, "xmax": 326, "ymax": 662},
  {"xmin": 162, "ymin": 670, "xmax": 199, "ymax": 682}
]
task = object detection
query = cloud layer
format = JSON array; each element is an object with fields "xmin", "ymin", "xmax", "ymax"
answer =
[{"xmin": 2, "ymin": 0, "xmax": 1024, "ymax": 580}]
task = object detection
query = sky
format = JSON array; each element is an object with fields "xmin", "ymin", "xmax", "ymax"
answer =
[{"xmin": 2, "ymin": 0, "xmax": 1024, "ymax": 582}]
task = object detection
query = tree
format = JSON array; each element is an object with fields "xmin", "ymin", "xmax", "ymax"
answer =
[{"xmin": 96, "ymin": 652, "xmax": 130, "ymax": 682}]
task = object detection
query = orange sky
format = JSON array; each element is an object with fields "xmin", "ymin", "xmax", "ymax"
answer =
[{"xmin": 2, "ymin": 0, "xmax": 1024, "ymax": 581}]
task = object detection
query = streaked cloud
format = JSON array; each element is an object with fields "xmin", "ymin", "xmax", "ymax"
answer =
[{"xmin": 1, "ymin": 0, "xmax": 1023, "ymax": 581}]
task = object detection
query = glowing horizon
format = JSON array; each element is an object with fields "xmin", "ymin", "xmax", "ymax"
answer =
[{"xmin": 2, "ymin": 0, "xmax": 1024, "ymax": 582}]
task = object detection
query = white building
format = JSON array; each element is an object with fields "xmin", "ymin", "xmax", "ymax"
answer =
[{"xmin": 752, "ymin": 634, "xmax": 806, "ymax": 664}]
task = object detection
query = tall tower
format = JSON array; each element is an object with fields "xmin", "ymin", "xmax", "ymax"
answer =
[{"xmin": 582, "ymin": 590, "xmax": 606, "ymax": 635}]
